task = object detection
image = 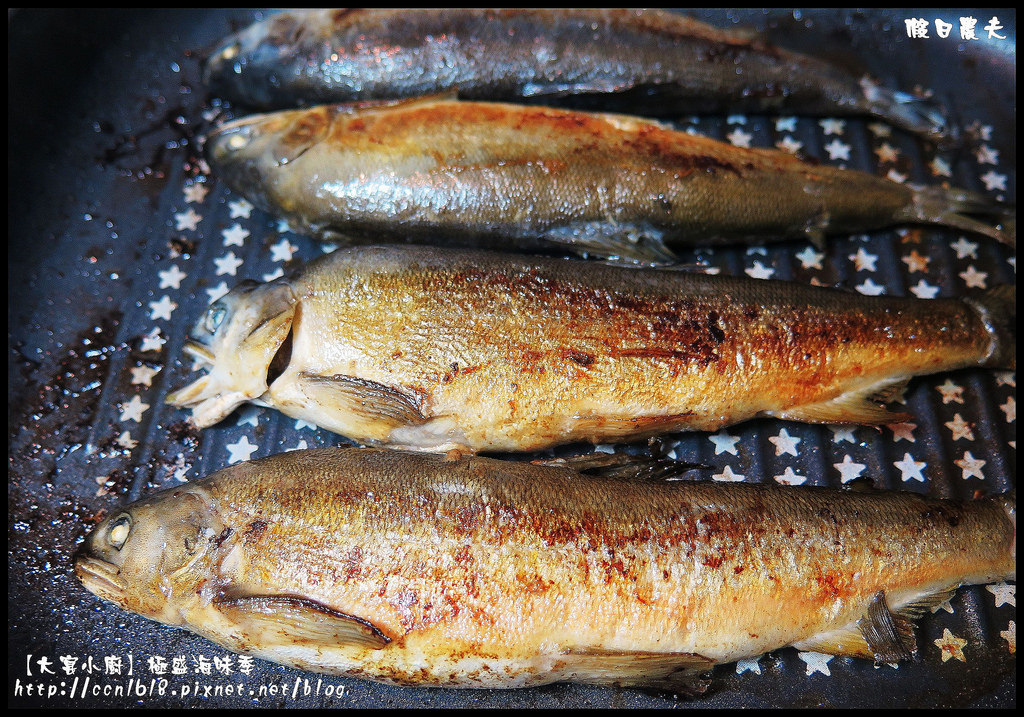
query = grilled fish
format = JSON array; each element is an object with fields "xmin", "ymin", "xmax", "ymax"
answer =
[
  {"xmin": 204, "ymin": 99, "xmax": 1012, "ymax": 263},
  {"xmin": 75, "ymin": 447, "xmax": 1016, "ymax": 692},
  {"xmin": 166, "ymin": 245, "xmax": 1014, "ymax": 453},
  {"xmin": 204, "ymin": 8, "xmax": 953, "ymax": 141}
]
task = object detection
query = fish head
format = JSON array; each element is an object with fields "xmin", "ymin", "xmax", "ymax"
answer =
[
  {"xmin": 205, "ymin": 106, "xmax": 336, "ymax": 214},
  {"xmin": 75, "ymin": 487, "xmax": 226, "ymax": 625},
  {"xmin": 203, "ymin": 10, "xmax": 331, "ymax": 108},
  {"xmin": 166, "ymin": 279, "xmax": 297, "ymax": 427}
]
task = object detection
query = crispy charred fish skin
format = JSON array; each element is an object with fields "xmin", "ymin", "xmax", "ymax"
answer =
[
  {"xmin": 204, "ymin": 8, "xmax": 952, "ymax": 141},
  {"xmin": 75, "ymin": 447, "xmax": 1016, "ymax": 692},
  {"xmin": 204, "ymin": 99, "xmax": 1012, "ymax": 261},
  {"xmin": 166, "ymin": 245, "xmax": 1015, "ymax": 453}
]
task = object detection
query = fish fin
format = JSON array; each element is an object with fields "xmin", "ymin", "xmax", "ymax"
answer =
[
  {"xmin": 769, "ymin": 380, "xmax": 913, "ymax": 425},
  {"xmin": 214, "ymin": 595, "xmax": 391, "ymax": 650},
  {"xmin": 904, "ymin": 184, "xmax": 1014, "ymax": 247},
  {"xmin": 541, "ymin": 223, "xmax": 679, "ymax": 265},
  {"xmin": 857, "ymin": 590, "xmax": 917, "ymax": 663},
  {"xmin": 804, "ymin": 227, "xmax": 828, "ymax": 250},
  {"xmin": 296, "ymin": 372, "xmax": 426, "ymax": 436},
  {"xmin": 859, "ymin": 79, "xmax": 957, "ymax": 145},
  {"xmin": 962, "ymin": 285, "xmax": 1015, "ymax": 370},
  {"xmin": 570, "ymin": 413, "xmax": 698, "ymax": 443},
  {"xmin": 890, "ymin": 584, "xmax": 961, "ymax": 622},
  {"xmin": 560, "ymin": 647, "xmax": 715, "ymax": 696},
  {"xmin": 533, "ymin": 452, "xmax": 704, "ymax": 480}
]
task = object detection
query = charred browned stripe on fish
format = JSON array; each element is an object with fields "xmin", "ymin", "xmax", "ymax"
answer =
[
  {"xmin": 204, "ymin": 99, "xmax": 1012, "ymax": 262},
  {"xmin": 75, "ymin": 447, "xmax": 1016, "ymax": 692},
  {"xmin": 204, "ymin": 8, "xmax": 953, "ymax": 141},
  {"xmin": 166, "ymin": 246, "xmax": 1015, "ymax": 453}
]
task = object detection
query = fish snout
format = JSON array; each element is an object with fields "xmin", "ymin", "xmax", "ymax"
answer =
[{"xmin": 74, "ymin": 552, "xmax": 128, "ymax": 605}]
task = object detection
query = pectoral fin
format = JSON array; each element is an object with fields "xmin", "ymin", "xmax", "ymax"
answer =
[
  {"xmin": 561, "ymin": 647, "xmax": 716, "ymax": 696},
  {"xmin": 769, "ymin": 379, "xmax": 912, "ymax": 425},
  {"xmin": 214, "ymin": 595, "xmax": 391, "ymax": 650},
  {"xmin": 540, "ymin": 223, "xmax": 679, "ymax": 265},
  {"xmin": 295, "ymin": 372, "xmax": 426, "ymax": 441}
]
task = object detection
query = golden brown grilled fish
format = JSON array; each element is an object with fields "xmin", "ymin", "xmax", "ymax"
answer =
[
  {"xmin": 75, "ymin": 447, "xmax": 1016, "ymax": 692},
  {"xmin": 204, "ymin": 99, "xmax": 1012, "ymax": 263},
  {"xmin": 166, "ymin": 245, "xmax": 1014, "ymax": 453},
  {"xmin": 204, "ymin": 8, "xmax": 953, "ymax": 142}
]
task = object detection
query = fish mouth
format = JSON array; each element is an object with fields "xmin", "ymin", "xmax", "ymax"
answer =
[
  {"xmin": 74, "ymin": 554, "xmax": 127, "ymax": 605},
  {"xmin": 183, "ymin": 339, "xmax": 216, "ymax": 367}
]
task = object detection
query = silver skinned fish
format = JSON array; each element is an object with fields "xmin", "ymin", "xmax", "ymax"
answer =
[
  {"xmin": 203, "ymin": 99, "xmax": 1013, "ymax": 263},
  {"xmin": 166, "ymin": 245, "xmax": 1015, "ymax": 454},
  {"xmin": 75, "ymin": 447, "xmax": 1016, "ymax": 693},
  {"xmin": 204, "ymin": 8, "xmax": 954, "ymax": 142}
]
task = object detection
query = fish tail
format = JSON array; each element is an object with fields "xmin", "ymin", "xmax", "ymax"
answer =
[
  {"xmin": 962, "ymin": 285, "xmax": 1016, "ymax": 370},
  {"xmin": 861, "ymin": 81, "xmax": 957, "ymax": 144},
  {"xmin": 904, "ymin": 185, "xmax": 1015, "ymax": 247}
]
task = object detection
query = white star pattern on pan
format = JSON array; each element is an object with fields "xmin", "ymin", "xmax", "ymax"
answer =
[
  {"xmin": 235, "ymin": 406, "xmax": 261, "ymax": 427},
  {"xmin": 834, "ymin": 454, "xmax": 866, "ymax": 482},
  {"xmin": 936, "ymin": 379, "xmax": 965, "ymax": 404},
  {"xmin": 221, "ymin": 223, "xmax": 250, "ymax": 247},
  {"xmin": 183, "ymin": 181, "xmax": 209, "ymax": 204},
  {"xmin": 887, "ymin": 422, "xmax": 916, "ymax": 442},
  {"xmin": 995, "ymin": 371, "xmax": 1015, "ymax": 387},
  {"xmin": 276, "ymin": 218, "xmax": 294, "ymax": 233},
  {"xmin": 295, "ymin": 419, "xmax": 317, "ymax": 430},
  {"xmin": 1001, "ymin": 622, "xmax": 1016, "ymax": 655},
  {"xmin": 226, "ymin": 436, "xmax": 258, "ymax": 464},
  {"xmin": 768, "ymin": 428, "xmax": 801, "ymax": 456},
  {"xmin": 116, "ymin": 431, "xmax": 138, "ymax": 450},
  {"xmin": 929, "ymin": 157, "xmax": 952, "ymax": 177},
  {"xmin": 214, "ymin": 251, "xmax": 244, "ymax": 276},
  {"xmin": 999, "ymin": 396, "xmax": 1015, "ymax": 423},
  {"xmin": 979, "ymin": 170, "xmax": 1007, "ymax": 192},
  {"xmin": 263, "ymin": 268, "xmax": 285, "ymax": 282},
  {"xmin": 823, "ymin": 138, "xmax": 850, "ymax": 161},
  {"xmin": 849, "ymin": 247, "xmax": 878, "ymax": 271},
  {"xmin": 148, "ymin": 295, "xmax": 177, "ymax": 321},
  {"xmin": 140, "ymin": 327, "xmax": 166, "ymax": 352},
  {"xmin": 975, "ymin": 145, "xmax": 999, "ymax": 165},
  {"xmin": 885, "ymin": 168, "xmax": 907, "ymax": 183},
  {"xmin": 774, "ymin": 467, "xmax": 807, "ymax": 486},
  {"xmin": 944, "ymin": 414, "xmax": 974, "ymax": 441},
  {"xmin": 958, "ymin": 265, "xmax": 988, "ymax": 288},
  {"xmin": 712, "ymin": 465, "xmax": 745, "ymax": 482},
  {"xmin": 796, "ymin": 246, "xmax": 824, "ymax": 269},
  {"xmin": 173, "ymin": 208, "xmax": 202, "ymax": 231},
  {"xmin": 893, "ymin": 453, "xmax": 926, "ymax": 482},
  {"xmin": 867, "ymin": 121, "xmax": 891, "ymax": 138},
  {"xmin": 709, "ymin": 431, "xmax": 741, "ymax": 455},
  {"xmin": 287, "ymin": 439, "xmax": 310, "ymax": 452},
  {"xmin": 986, "ymin": 583, "xmax": 1015, "ymax": 608},
  {"xmin": 735, "ymin": 657, "xmax": 762, "ymax": 675},
  {"xmin": 206, "ymin": 281, "xmax": 230, "ymax": 303},
  {"xmin": 901, "ymin": 250, "xmax": 929, "ymax": 273},
  {"xmin": 745, "ymin": 261, "xmax": 775, "ymax": 280},
  {"xmin": 774, "ymin": 116, "xmax": 797, "ymax": 132},
  {"xmin": 908, "ymin": 279, "xmax": 939, "ymax": 299},
  {"xmin": 953, "ymin": 451, "xmax": 986, "ymax": 480},
  {"xmin": 271, "ymin": 238, "xmax": 299, "ymax": 262},
  {"xmin": 829, "ymin": 425, "xmax": 858, "ymax": 443},
  {"xmin": 818, "ymin": 118, "xmax": 845, "ymax": 135},
  {"xmin": 119, "ymin": 395, "xmax": 149, "ymax": 423},
  {"xmin": 129, "ymin": 364, "xmax": 160, "ymax": 387},
  {"xmin": 949, "ymin": 236, "xmax": 979, "ymax": 259},
  {"xmin": 934, "ymin": 629, "xmax": 967, "ymax": 662},
  {"xmin": 228, "ymin": 198, "xmax": 254, "ymax": 219},
  {"xmin": 798, "ymin": 652, "xmax": 833, "ymax": 676},
  {"xmin": 726, "ymin": 114, "xmax": 746, "ymax": 125},
  {"xmin": 874, "ymin": 143, "xmax": 900, "ymax": 163},
  {"xmin": 158, "ymin": 265, "xmax": 188, "ymax": 289},
  {"xmin": 745, "ymin": 246, "xmax": 767, "ymax": 256},
  {"xmin": 726, "ymin": 127, "xmax": 753, "ymax": 147},
  {"xmin": 855, "ymin": 278, "xmax": 885, "ymax": 295},
  {"xmin": 775, "ymin": 136, "xmax": 802, "ymax": 154}
]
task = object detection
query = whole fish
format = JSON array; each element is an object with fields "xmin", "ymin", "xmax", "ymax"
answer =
[
  {"xmin": 75, "ymin": 447, "xmax": 1016, "ymax": 692},
  {"xmin": 204, "ymin": 99, "xmax": 1012, "ymax": 263},
  {"xmin": 204, "ymin": 8, "xmax": 952, "ymax": 141},
  {"xmin": 166, "ymin": 245, "xmax": 1015, "ymax": 454}
]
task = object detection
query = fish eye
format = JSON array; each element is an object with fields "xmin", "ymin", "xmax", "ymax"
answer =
[
  {"xmin": 205, "ymin": 303, "xmax": 228, "ymax": 333},
  {"xmin": 108, "ymin": 514, "xmax": 132, "ymax": 550},
  {"xmin": 218, "ymin": 42, "xmax": 240, "ymax": 62}
]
